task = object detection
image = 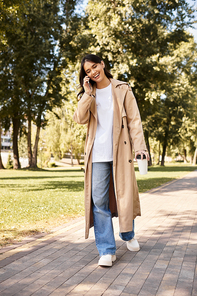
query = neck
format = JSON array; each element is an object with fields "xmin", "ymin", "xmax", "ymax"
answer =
[{"xmin": 96, "ymin": 76, "xmax": 110, "ymax": 89}]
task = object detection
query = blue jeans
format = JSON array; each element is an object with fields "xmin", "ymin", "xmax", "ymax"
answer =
[{"xmin": 91, "ymin": 161, "xmax": 135, "ymax": 256}]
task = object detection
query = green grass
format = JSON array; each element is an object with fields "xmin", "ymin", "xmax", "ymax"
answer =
[
  {"xmin": 0, "ymin": 168, "xmax": 85, "ymax": 246},
  {"xmin": 0, "ymin": 163, "xmax": 196, "ymax": 246},
  {"xmin": 135, "ymin": 163, "xmax": 196, "ymax": 193}
]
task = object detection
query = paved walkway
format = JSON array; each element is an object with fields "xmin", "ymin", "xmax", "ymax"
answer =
[{"xmin": 0, "ymin": 170, "xmax": 197, "ymax": 296}]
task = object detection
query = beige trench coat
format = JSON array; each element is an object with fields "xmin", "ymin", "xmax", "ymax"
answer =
[{"xmin": 73, "ymin": 78, "xmax": 147, "ymax": 239}]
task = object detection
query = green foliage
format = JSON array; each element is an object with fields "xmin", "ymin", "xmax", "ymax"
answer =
[
  {"xmin": 86, "ymin": 0, "xmax": 194, "ymax": 102},
  {"xmin": 147, "ymin": 39, "xmax": 197, "ymax": 163},
  {"xmin": 6, "ymin": 153, "xmax": 13, "ymax": 169},
  {"xmin": 0, "ymin": 0, "xmax": 196, "ymax": 169},
  {"xmin": 48, "ymin": 162, "xmax": 56, "ymax": 168},
  {"xmin": 37, "ymin": 149, "xmax": 51, "ymax": 168},
  {"xmin": 18, "ymin": 134, "xmax": 28, "ymax": 158},
  {"xmin": 43, "ymin": 66, "xmax": 86, "ymax": 164},
  {"xmin": 82, "ymin": 0, "xmax": 196, "ymax": 165},
  {"xmin": 0, "ymin": 0, "xmax": 81, "ymax": 168},
  {"xmin": 44, "ymin": 100, "xmax": 86, "ymax": 164}
]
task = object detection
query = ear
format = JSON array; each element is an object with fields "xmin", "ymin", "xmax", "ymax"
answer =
[{"xmin": 101, "ymin": 61, "xmax": 105, "ymax": 68}]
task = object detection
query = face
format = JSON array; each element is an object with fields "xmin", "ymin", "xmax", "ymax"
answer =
[{"xmin": 83, "ymin": 61, "xmax": 105, "ymax": 83}]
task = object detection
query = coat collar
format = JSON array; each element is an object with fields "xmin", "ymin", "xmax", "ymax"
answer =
[
  {"xmin": 90, "ymin": 78, "xmax": 128, "ymax": 117},
  {"xmin": 110, "ymin": 78, "xmax": 128, "ymax": 88},
  {"xmin": 110, "ymin": 79, "xmax": 128, "ymax": 116}
]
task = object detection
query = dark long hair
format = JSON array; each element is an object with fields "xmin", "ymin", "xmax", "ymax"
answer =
[{"xmin": 78, "ymin": 54, "xmax": 113, "ymax": 97}]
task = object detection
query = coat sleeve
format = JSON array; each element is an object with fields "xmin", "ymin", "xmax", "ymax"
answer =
[
  {"xmin": 124, "ymin": 86, "xmax": 147, "ymax": 152},
  {"xmin": 73, "ymin": 93, "xmax": 94, "ymax": 124}
]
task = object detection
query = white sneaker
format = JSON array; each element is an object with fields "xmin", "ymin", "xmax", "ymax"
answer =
[
  {"xmin": 126, "ymin": 238, "xmax": 140, "ymax": 251},
  {"xmin": 98, "ymin": 254, "xmax": 116, "ymax": 267}
]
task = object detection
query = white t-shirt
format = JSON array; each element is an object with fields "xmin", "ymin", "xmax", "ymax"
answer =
[{"xmin": 92, "ymin": 83, "xmax": 113, "ymax": 163}]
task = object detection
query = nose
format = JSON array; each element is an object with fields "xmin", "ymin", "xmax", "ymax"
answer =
[{"xmin": 92, "ymin": 69, "xmax": 96, "ymax": 75}]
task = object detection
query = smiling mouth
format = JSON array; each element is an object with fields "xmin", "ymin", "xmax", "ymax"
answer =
[{"xmin": 93, "ymin": 73, "xmax": 100, "ymax": 79}]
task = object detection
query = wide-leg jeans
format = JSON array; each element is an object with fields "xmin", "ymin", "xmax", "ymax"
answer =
[{"xmin": 92, "ymin": 161, "xmax": 135, "ymax": 256}]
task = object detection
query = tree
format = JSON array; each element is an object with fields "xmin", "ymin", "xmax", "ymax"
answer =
[
  {"xmin": 44, "ymin": 96, "xmax": 86, "ymax": 166},
  {"xmin": 0, "ymin": 0, "xmax": 80, "ymax": 168},
  {"xmin": 148, "ymin": 38, "xmax": 197, "ymax": 165},
  {"xmin": 0, "ymin": 0, "xmax": 31, "ymax": 169},
  {"xmin": 175, "ymin": 50, "xmax": 197, "ymax": 166},
  {"xmin": 84, "ymin": 0, "xmax": 195, "ymax": 163},
  {"xmin": 59, "ymin": 101, "xmax": 86, "ymax": 165},
  {"xmin": 178, "ymin": 116, "xmax": 197, "ymax": 164},
  {"xmin": 0, "ymin": 121, "xmax": 5, "ymax": 169},
  {"xmin": 45, "ymin": 108, "xmax": 65, "ymax": 161},
  {"xmin": 43, "ymin": 64, "xmax": 86, "ymax": 166}
]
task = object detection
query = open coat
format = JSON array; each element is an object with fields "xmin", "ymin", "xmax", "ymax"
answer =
[{"xmin": 73, "ymin": 78, "xmax": 147, "ymax": 239}]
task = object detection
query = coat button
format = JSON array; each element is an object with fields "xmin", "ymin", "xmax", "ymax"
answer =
[
  {"xmin": 129, "ymin": 159, "xmax": 132, "ymax": 163},
  {"xmin": 85, "ymin": 152, "xmax": 86, "ymax": 155},
  {"xmin": 122, "ymin": 125, "xmax": 124, "ymax": 128},
  {"xmin": 124, "ymin": 141, "xmax": 126, "ymax": 144}
]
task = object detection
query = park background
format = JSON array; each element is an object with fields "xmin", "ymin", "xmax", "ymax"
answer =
[{"xmin": 0, "ymin": 0, "xmax": 197, "ymax": 246}]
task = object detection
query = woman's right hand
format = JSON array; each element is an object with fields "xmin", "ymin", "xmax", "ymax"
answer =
[{"xmin": 83, "ymin": 76, "xmax": 92, "ymax": 95}]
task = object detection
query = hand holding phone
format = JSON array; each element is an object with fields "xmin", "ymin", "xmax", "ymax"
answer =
[{"xmin": 83, "ymin": 76, "xmax": 92, "ymax": 95}]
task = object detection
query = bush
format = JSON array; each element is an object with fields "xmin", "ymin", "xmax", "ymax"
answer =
[
  {"xmin": 38, "ymin": 151, "xmax": 51, "ymax": 168},
  {"xmin": 48, "ymin": 162, "xmax": 56, "ymax": 168},
  {"xmin": 6, "ymin": 153, "xmax": 13, "ymax": 169}
]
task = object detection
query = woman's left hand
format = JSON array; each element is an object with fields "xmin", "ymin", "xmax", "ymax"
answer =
[{"xmin": 135, "ymin": 150, "xmax": 150, "ymax": 161}]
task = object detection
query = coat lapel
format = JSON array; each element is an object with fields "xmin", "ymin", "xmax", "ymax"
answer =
[
  {"xmin": 111, "ymin": 79, "xmax": 127, "ymax": 114},
  {"xmin": 111, "ymin": 79, "xmax": 128, "ymax": 143},
  {"xmin": 110, "ymin": 79, "xmax": 128, "ymax": 182}
]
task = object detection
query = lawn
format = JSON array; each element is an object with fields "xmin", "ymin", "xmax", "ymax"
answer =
[{"xmin": 0, "ymin": 163, "xmax": 196, "ymax": 246}]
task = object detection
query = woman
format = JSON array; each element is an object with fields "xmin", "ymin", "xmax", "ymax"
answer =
[{"xmin": 73, "ymin": 54, "xmax": 149, "ymax": 267}]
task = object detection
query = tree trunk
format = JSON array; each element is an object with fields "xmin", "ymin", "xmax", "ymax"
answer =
[
  {"xmin": 0, "ymin": 153, "xmax": 5, "ymax": 169},
  {"xmin": 0, "ymin": 122, "xmax": 5, "ymax": 169},
  {"xmin": 31, "ymin": 125, "xmax": 41, "ymax": 168},
  {"xmin": 12, "ymin": 117, "xmax": 21, "ymax": 169},
  {"xmin": 76, "ymin": 157, "xmax": 80, "ymax": 165},
  {"xmin": 161, "ymin": 131, "xmax": 168, "ymax": 166},
  {"xmin": 144, "ymin": 130, "xmax": 152, "ymax": 166},
  {"xmin": 183, "ymin": 149, "xmax": 188, "ymax": 163},
  {"xmin": 156, "ymin": 142, "xmax": 161, "ymax": 165},
  {"xmin": 161, "ymin": 144, "xmax": 167, "ymax": 166},
  {"xmin": 193, "ymin": 148, "xmax": 197, "ymax": 165},
  {"xmin": 27, "ymin": 115, "xmax": 32, "ymax": 167},
  {"xmin": 70, "ymin": 144, "xmax": 73, "ymax": 166}
]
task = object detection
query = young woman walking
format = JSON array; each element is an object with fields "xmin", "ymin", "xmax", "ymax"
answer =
[{"xmin": 74, "ymin": 54, "xmax": 149, "ymax": 267}]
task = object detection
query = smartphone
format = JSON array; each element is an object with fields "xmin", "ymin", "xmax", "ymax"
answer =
[
  {"xmin": 86, "ymin": 77, "xmax": 93, "ymax": 92},
  {"xmin": 86, "ymin": 76, "xmax": 93, "ymax": 85}
]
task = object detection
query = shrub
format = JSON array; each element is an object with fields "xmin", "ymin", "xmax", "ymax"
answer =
[
  {"xmin": 6, "ymin": 153, "xmax": 13, "ymax": 169},
  {"xmin": 48, "ymin": 162, "xmax": 56, "ymax": 168}
]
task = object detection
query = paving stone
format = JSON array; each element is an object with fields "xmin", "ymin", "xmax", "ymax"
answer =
[
  {"xmin": 0, "ymin": 169, "xmax": 196, "ymax": 296},
  {"xmin": 121, "ymin": 294, "xmax": 137, "ymax": 296}
]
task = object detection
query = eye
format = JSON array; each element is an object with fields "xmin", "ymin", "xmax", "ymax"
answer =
[{"xmin": 93, "ymin": 64, "xmax": 97, "ymax": 68}]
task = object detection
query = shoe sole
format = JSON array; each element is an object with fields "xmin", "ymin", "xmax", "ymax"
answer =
[
  {"xmin": 98, "ymin": 255, "xmax": 116, "ymax": 267},
  {"xmin": 98, "ymin": 261, "xmax": 112, "ymax": 267},
  {"xmin": 127, "ymin": 244, "xmax": 140, "ymax": 252},
  {"xmin": 127, "ymin": 246, "xmax": 140, "ymax": 251}
]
